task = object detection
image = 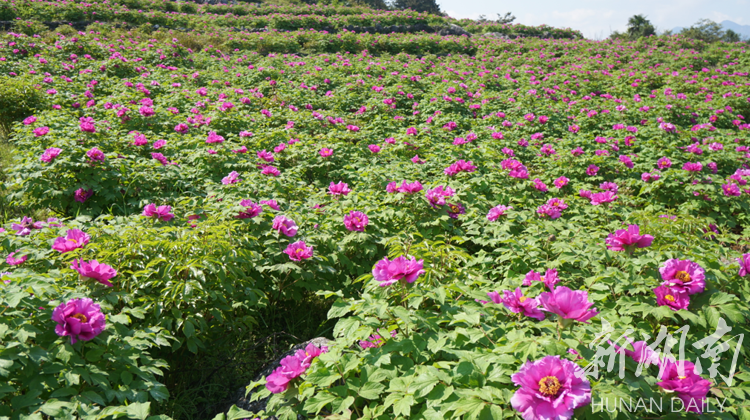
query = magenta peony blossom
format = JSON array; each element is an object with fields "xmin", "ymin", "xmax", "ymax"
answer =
[
  {"xmin": 23, "ymin": 115, "xmax": 36, "ymax": 125},
  {"xmin": 487, "ymin": 205, "xmax": 512, "ymax": 221},
  {"xmin": 74, "ymin": 188, "xmax": 93, "ymax": 203},
  {"xmin": 40, "ymin": 147, "xmax": 62, "ymax": 163},
  {"xmin": 257, "ymin": 150, "xmax": 274, "ymax": 162},
  {"xmin": 272, "ymin": 216, "xmax": 298, "ymax": 237},
  {"xmin": 372, "ymin": 255, "xmax": 425, "ymax": 287},
  {"xmin": 537, "ymin": 198, "xmax": 567, "ymax": 220},
  {"xmin": 511, "ymin": 355, "xmax": 591, "ymax": 420},
  {"xmin": 493, "ymin": 288, "xmax": 545, "ymax": 320},
  {"xmin": 657, "ymin": 157, "xmax": 672, "ymax": 169},
  {"xmin": 261, "ymin": 166, "xmax": 281, "ymax": 177},
  {"xmin": 221, "ymin": 171, "xmax": 240, "ymax": 185},
  {"xmin": 723, "ymin": 183, "xmax": 742, "ymax": 196},
  {"xmin": 538, "ymin": 286, "xmax": 598, "ymax": 324},
  {"xmin": 609, "ymin": 336, "xmax": 660, "ymax": 365},
  {"xmin": 86, "ymin": 147, "xmax": 105, "ymax": 162},
  {"xmin": 79, "ymin": 117, "xmax": 96, "ymax": 133},
  {"xmin": 368, "ymin": 144, "xmax": 381, "ymax": 154},
  {"xmin": 605, "ymin": 225, "xmax": 653, "ymax": 252},
  {"xmin": 682, "ymin": 162, "xmax": 703, "ymax": 172},
  {"xmin": 174, "ymin": 123, "xmax": 189, "ymax": 133},
  {"xmin": 6, "ymin": 252, "xmax": 27, "ymax": 266},
  {"xmin": 524, "ymin": 269, "xmax": 559, "ymax": 290},
  {"xmin": 738, "ymin": 254, "xmax": 750, "ymax": 277},
  {"xmin": 33, "ymin": 126, "xmax": 50, "ymax": 137},
  {"xmin": 260, "ymin": 200, "xmax": 280, "ymax": 210},
  {"xmin": 284, "ymin": 241, "xmax": 314, "ymax": 261},
  {"xmin": 142, "ymin": 204, "xmax": 175, "ymax": 222},
  {"xmin": 444, "ymin": 159, "xmax": 477, "ymax": 176},
  {"xmin": 319, "ymin": 148, "xmax": 333, "ymax": 157},
  {"xmin": 71, "ymin": 259, "xmax": 117, "ymax": 287},
  {"xmin": 553, "ymin": 177, "xmax": 569, "ymax": 188},
  {"xmin": 589, "ymin": 191, "xmax": 618, "ymax": 205},
  {"xmin": 52, "ymin": 229, "xmax": 90, "ymax": 253},
  {"xmin": 657, "ymin": 360, "xmax": 712, "ymax": 412},
  {"xmin": 586, "ymin": 165, "xmax": 599, "ymax": 176},
  {"xmin": 446, "ymin": 202, "xmax": 466, "ymax": 219},
  {"xmin": 236, "ymin": 200, "xmax": 262, "ymax": 219},
  {"xmin": 659, "ymin": 259, "xmax": 705, "ymax": 295},
  {"xmin": 359, "ymin": 330, "xmax": 397, "ymax": 349},
  {"xmin": 396, "ymin": 180, "xmax": 423, "ymax": 194},
  {"xmin": 425, "ymin": 185, "xmax": 455, "ymax": 207},
  {"xmin": 206, "ymin": 131, "xmax": 225, "ymax": 144},
  {"xmin": 343, "ymin": 211, "xmax": 369, "ymax": 232},
  {"xmin": 52, "ymin": 298, "xmax": 106, "ymax": 344},
  {"xmin": 654, "ymin": 285, "xmax": 690, "ymax": 311},
  {"xmin": 328, "ymin": 181, "xmax": 351, "ymax": 196},
  {"xmin": 265, "ymin": 343, "xmax": 328, "ymax": 393}
]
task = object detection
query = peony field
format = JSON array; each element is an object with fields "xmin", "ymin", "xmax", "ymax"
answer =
[{"xmin": 0, "ymin": 1, "xmax": 749, "ymax": 419}]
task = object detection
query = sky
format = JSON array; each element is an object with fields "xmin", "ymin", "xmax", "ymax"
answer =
[{"xmin": 439, "ymin": 0, "xmax": 750, "ymax": 39}]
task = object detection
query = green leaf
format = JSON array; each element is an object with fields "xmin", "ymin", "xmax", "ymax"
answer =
[
  {"xmin": 358, "ymin": 382, "xmax": 385, "ymax": 400},
  {"xmin": 226, "ymin": 405, "xmax": 257, "ymax": 420},
  {"xmin": 303, "ymin": 393, "xmax": 338, "ymax": 414},
  {"xmin": 391, "ymin": 394, "xmax": 415, "ymax": 417},
  {"xmin": 40, "ymin": 400, "xmax": 75, "ymax": 417},
  {"xmin": 327, "ymin": 298, "xmax": 350, "ymax": 319},
  {"xmin": 126, "ymin": 401, "xmax": 150, "ymax": 420}
]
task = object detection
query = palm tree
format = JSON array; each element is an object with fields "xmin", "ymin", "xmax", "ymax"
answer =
[{"xmin": 626, "ymin": 14, "xmax": 655, "ymax": 39}]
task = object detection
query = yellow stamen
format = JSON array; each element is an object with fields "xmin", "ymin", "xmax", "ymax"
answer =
[
  {"xmin": 675, "ymin": 271, "xmax": 691, "ymax": 282},
  {"xmin": 70, "ymin": 313, "xmax": 88, "ymax": 323},
  {"xmin": 538, "ymin": 376, "xmax": 562, "ymax": 397},
  {"xmin": 519, "ymin": 296, "xmax": 528, "ymax": 303},
  {"xmin": 665, "ymin": 295, "xmax": 675, "ymax": 302}
]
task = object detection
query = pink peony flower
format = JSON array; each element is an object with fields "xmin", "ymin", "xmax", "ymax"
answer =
[
  {"xmin": 74, "ymin": 188, "xmax": 93, "ymax": 203},
  {"xmin": 236, "ymin": 200, "xmax": 262, "ymax": 219},
  {"xmin": 446, "ymin": 202, "xmax": 466, "ymax": 219},
  {"xmin": 723, "ymin": 183, "xmax": 742, "ymax": 196},
  {"xmin": 40, "ymin": 147, "xmax": 62, "ymax": 163},
  {"xmin": 605, "ymin": 225, "xmax": 653, "ymax": 252},
  {"xmin": 153, "ymin": 139, "xmax": 167, "ymax": 149},
  {"xmin": 511, "ymin": 355, "xmax": 591, "ymax": 420},
  {"xmin": 659, "ymin": 259, "xmax": 705, "ymax": 295},
  {"xmin": 319, "ymin": 148, "xmax": 333, "ymax": 157},
  {"xmin": 328, "ymin": 181, "xmax": 351, "ymax": 196},
  {"xmin": 6, "ymin": 252, "xmax": 27, "ymax": 266},
  {"xmin": 489, "ymin": 288, "xmax": 545, "ymax": 320},
  {"xmin": 657, "ymin": 360, "xmax": 712, "ymax": 412},
  {"xmin": 79, "ymin": 117, "xmax": 96, "ymax": 133},
  {"xmin": 265, "ymin": 343, "xmax": 328, "ymax": 393},
  {"xmin": 586, "ymin": 165, "xmax": 599, "ymax": 176},
  {"xmin": 524, "ymin": 269, "xmax": 559, "ymax": 290},
  {"xmin": 609, "ymin": 336, "xmax": 660, "ymax": 365},
  {"xmin": 33, "ymin": 127, "xmax": 50, "ymax": 137},
  {"xmin": 272, "ymin": 216, "xmax": 298, "ymax": 237},
  {"xmin": 142, "ymin": 204, "xmax": 174, "ymax": 222},
  {"xmin": 261, "ymin": 166, "xmax": 280, "ymax": 177},
  {"xmin": 360, "ymin": 330, "xmax": 397, "ymax": 349},
  {"xmin": 174, "ymin": 123, "xmax": 189, "ymax": 133},
  {"xmin": 221, "ymin": 171, "xmax": 240, "ymax": 185},
  {"xmin": 738, "ymin": 254, "xmax": 750, "ymax": 277},
  {"xmin": 52, "ymin": 229, "xmax": 90, "ymax": 253},
  {"xmin": 589, "ymin": 191, "xmax": 618, "ymax": 205},
  {"xmin": 206, "ymin": 131, "xmax": 225, "ymax": 144},
  {"xmin": 284, "ymin": 241, "xmax": 314, "ymax": 261},
  {"xmin": 487, "ymin": 205, "xmax": 512, "ymax": 221},
  {"xmin": 396, "ymin": 180, "xmax": 423, "ymax": 194},
  {"xmin": 260, "ymin": 200, "xmax": 280, "ymax": 210},
  {"xmin": 554, "ymin": 177, "xmax": 569, "ymax": 188},
  {"xmin": 257, "ymin": 150, "xmax": 274, "ymax": 162},
  {"xmin": 86, "ymin": 147, "xmax": 105, "ymax": 162},
  {"xmin": 657, "ymin": 157, "xmax": 672, "ymax": 169},
  {"xmin": 682, "ymin": 162, "xmax": 703, "ymax": 172},
  {"xmin": 538, "ymin": 286, "xmax": 599, "ymax": 324},
  {"xmin": 23, "ymin": 115, "xmax": 36, "ymax": 125},
  {"xmin": 343, "ymin": 211, "xmax": 369, "ymax": 232},
  {"xmin": 372, "ymin": 256, "xmax": 425, "ymax": 287},
  {"xmin": 368, "ymin": 144, "xmax": 381, "ymax": 154},
  {"xmin": 425, "ymin": 186, "xmax": 455, "ymax": 207},
  {"xmin": 653, "ymin": 285, "xmax": 690, "ymax": 311},
  {"xmin": 52, "ymin": 298, "xmax": 106, "ymax": 344},
  {"xmin": 444, "ymin": 160, "xmax": 477, "ymax": 176},
  {"xmin": 70, "ymin": 259, "xmax": 117, "ymax": 287}
]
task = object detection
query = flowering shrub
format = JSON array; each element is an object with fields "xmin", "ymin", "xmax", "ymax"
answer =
[{"xmin": 1, "ymin": 14, "xmax": 750, "ymax": 420}]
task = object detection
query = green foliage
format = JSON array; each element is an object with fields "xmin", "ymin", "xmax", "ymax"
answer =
[{"xmin": 0, "ymin": 76, "xmax": 45, "ymax": 134}]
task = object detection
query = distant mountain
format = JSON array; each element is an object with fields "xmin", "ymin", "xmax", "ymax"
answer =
[
  {"xmin": 720, "ymin": 20, "xmax": 750, "ymax": 37},
  {"xmin": 669, "ymin": 21, "xmax": 750, "ymax": 38}
]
